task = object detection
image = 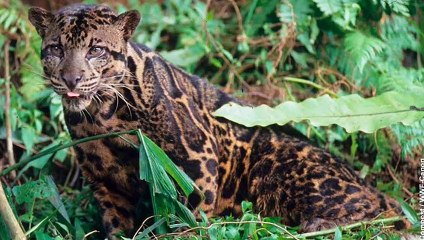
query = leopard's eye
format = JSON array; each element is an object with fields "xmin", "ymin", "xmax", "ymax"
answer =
[
  {"xmin": 87, "ymin": 46, "xmax": 105, "ymax": 59},
  {"xmin": 47, "ymin": 45, "xmax": 64, "ymax": 58}
]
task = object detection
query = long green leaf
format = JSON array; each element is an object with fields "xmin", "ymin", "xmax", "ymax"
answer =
[
  {"xmin": 174, "ymin": 200, "xmax": 197, "ymax": 227},
  {"xmin": 137, "ymin": 130, "xmax": 198, "ymax": 232},
  {"xmin": 150, "ymin": 193, "xmax": 173, "ymax": 234},
  {"xmin": 139, "ymin": 132, "xmax": 177, "ymax": 197},
  {"xmin": 0, "ymin": 130, "xmax": 138, "ymax": 177},
  {"xmin": 213, "ymin": 89, "xmax": 424, "ymax": 133},
  {"xmin": 25, "ymin": 212, "xmax": 55, "ymax": 237},
  {"xmin": 44, "ymin": 176, "xmax": 70, "ymax": 223},
  {"xmin": 400, "ymin": 201, "xmax": 419, "ymax": 226},
  {"xmin": 141, "ymin": 134, "xmax": 197, "ymax": 196}
]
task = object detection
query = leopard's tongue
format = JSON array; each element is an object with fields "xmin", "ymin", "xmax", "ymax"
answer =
[{"xmin": 66, "ymin": 92, "xmax": 80, "ymax": 98}]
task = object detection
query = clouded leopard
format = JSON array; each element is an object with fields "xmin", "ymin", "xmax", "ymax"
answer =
[{"xmin": 28, "ymin": 3, "xmax": 407, "ymax": 238}]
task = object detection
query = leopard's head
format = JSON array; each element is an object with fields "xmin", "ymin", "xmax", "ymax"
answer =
[{"xmin": 28, "ymin": 4, "xmax": 140, "ymax": 112}]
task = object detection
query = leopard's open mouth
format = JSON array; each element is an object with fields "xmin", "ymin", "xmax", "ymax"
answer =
[
  {"xmin": 62, "ymin": 92, "xmax": 94, "ymax": 112},
  {"xmin": 62, "ymin": 91, "xmax": 95, "ymax": 100},
  {"xmin": 65, "ymin": 92, "xmax": 82, "ymax": 99}
]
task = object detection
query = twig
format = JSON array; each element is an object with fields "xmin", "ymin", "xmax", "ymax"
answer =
[
  {"xmin": 387, "ymin": 166, "xmax": 414, "ymax": 198},
  {"xmin": 3, "ymin": 41, "xmax": 16, "ymax": 179},
  {"xmin": 281, "ymin": 76, "xmax": 338, "ymax": 97},
  {"xmin": 0, "ymin": 183, "xmax": 26, "ymax": 239},
  {"xmin": 63, "ymin": 149, "xmax": 76, "ymax": 188},
  {"xmin": 295, "ymin": 216, "xmax": 402, "ymax": 238},
  {"xmin": 132, "ymin": 215, "xmax": 160, "ymax": 239},
  {"xmin": 83, "ymin": 230, "xmax": 99, "ymax": 239},
  {"xmin": 69, "ymin": 165, "xmax": 80, "ymax": 187},
  {"xmin": 227, "ymin": 0, "xmax": 245, "ymax": 36}
]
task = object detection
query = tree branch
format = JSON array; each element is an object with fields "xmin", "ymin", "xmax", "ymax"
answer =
[
  {"xmin": 0, "ymin": 183, "xmax": 26, "ymax": 239},
  {"xmin": 3, "ymin": 41, "xmax": 16, "ymax": 178}
]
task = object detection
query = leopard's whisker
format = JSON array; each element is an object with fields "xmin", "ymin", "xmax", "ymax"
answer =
[
  {"xmin": 91, "ymin": 94, "xmax": 101, "ymax": 107},
  {"xmin": 99, "ymin": 84, "xmax": 135, "ymax": 118},
  {"xmin": 93, "ymin": 93, "xmax": 104, "ymax": 105},
  {"xmin": 120, "ymin": 69, "xmax": 137, "ymax": 78},
  {"xmin": 82, "ymin": 108, "xmax": 94, "ymax": 123}
]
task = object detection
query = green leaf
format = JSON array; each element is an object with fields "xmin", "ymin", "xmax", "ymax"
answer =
[
  {"xmin": 225, "ymin": 226, "xmax": 240, "ymax": 239},
  {"xmin": 382, "ymin": 0, "xmax": 410, "ymax": 16},
  {"xmin": 55, "ymin": 222, "xmax": 69, "ymax": 234},
  {"xmin": 242, "ymin": 219, "xmax": 256, "ymax": 239},
  {"xmin": 312, "ymin": 0, "xmax": 342, "ymax": 15},
  {"xmin": 160, "ymin": 45, "xmax": 205, "ymax": 67},
  {"xmin": 290, "ymin": 51, "xmax": 308, "ymax": 68},
  {"xmin": 332, "ymin": 3, "xmax": 360, "ymax": 30},
  {"xmin": 344, "ymin": 31, "xmax": 386, "ymax": 73},
  {"xmin": 44, "ymin": 176, "xmax": 70, "ymax": 223},
  {"xmin": 213, "ymin": 88, "xmax": 424, "ymax": 133},
  {"xmin": 137, "ymin": 131, "xmax": 198, "ymax": 231},
  {"xmin": 277, "ymin": 4, "xmax": 293, "ymax": 23},
  {"xmin": 12, "ymin": 179, "xmax": 55, "ymax": 204},
  {"xmin": 297, "ymin": 33, "xmax": 315, "ymax": 54},
  {"xmin": 174, "ymin": 200, "xmax": 197, "ymax": 227},
  {"xmin": 22, "ymin": 141, "xmax": 65, "ymax": 171},
  {"xmin": 400, "ymin": 201, "xmax": 419, "ymax": 226},
  {"xmin": 74, "ymin": 218, "xmax": 85, "ymax": 240},
  {"xmin": 242, "ymin": 201, "xmax": 253, "ymax": 213},
  {"xmin": 0, "ymin": 213, "xmax": 12, "ymax": 240},
  {"xmin": 334, "ymin": 226, "xmax": 342, "ymax": 240},
  {"xmin": 140, "ymin": 133, "xmax": 197, "ymax": 196},
  {"xmin": 25, "ymin": 214, "xmax": 54, "ymax": 237},
  {"xmin": 139, "ymin": 135, "xmax": 178, "ymax": 197},
  {"xmin": 4, "ymin": 10, "xmax": 17, "ymax": 30},
  {"xmin": 34, "ymin": 231, "xmax": 55, "ymax": 240},
  {"xmin": 21, "ymin": 127, "xmax": 36, "ymax": 153},
  {"xmin": 208, "ymin": 225, "xmax": 219, "ymax": 240}
]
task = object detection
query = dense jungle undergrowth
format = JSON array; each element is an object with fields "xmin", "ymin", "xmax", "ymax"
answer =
[{"xmin": 0, "ymin": 0, "xmax": 423, "ymax": 239}]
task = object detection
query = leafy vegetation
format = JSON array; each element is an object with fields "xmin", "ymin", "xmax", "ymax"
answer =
[{"xmin": 0, "ymin": 0, "xmax": 422, "ymax": 239}]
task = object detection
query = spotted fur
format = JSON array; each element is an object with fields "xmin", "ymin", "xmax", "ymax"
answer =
[{"xmin": 29, "ymin": 4, "xmax": 407, "ymax": 238}]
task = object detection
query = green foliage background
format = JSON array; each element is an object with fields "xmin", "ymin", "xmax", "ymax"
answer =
[{"xmin": 0, "ymin": 0, "xmax": 423, "ymax": 239}]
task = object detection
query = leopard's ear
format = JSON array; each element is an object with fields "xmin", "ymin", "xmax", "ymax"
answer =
[
  {"xmin": 114, "ymin": 10, "xmax": 140, "ymax": 41},
  {"xmin": 28, "ymin": 7, "xmax": 53, "ymax": 38}
]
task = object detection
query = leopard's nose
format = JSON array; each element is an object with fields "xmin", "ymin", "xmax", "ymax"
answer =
[{"xmin": 62, "ymin": 73, "xmax": 83, "ymax": 90}]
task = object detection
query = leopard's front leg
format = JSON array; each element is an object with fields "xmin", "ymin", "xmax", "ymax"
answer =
[
  {"xmin": 93, "ymin": 183, "xmax": 137, "ymax": 239},
  {"xmin": 180, "ymin": 150, "xmax": 220, "ymax": 218},
  {"xmin": 74, "ymin": 143, "xmax": 141, "ymax": 239}
]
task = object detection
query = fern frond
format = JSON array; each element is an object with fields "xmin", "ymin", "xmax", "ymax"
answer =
[
  {"xmin": 344, "ymin": 31, "xmax": 386, "ymax": 73},
  {"xmin": 391, "ymin": 120, "xmax": 424, "ymax": 158},
  {"xmin": 312, "ymin": 0, "xmax": 342, "ymax": 15},
  {"xmin": 381, "ymin": 0, "xmax": 410, "ymax": 16},
  {"xmin": 382, "ymin": 16, "xmax": 418, "ymax": 50},
  {"xmin": 366, "ymin": 61, "xmax": 424, "ymax": 94}
]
